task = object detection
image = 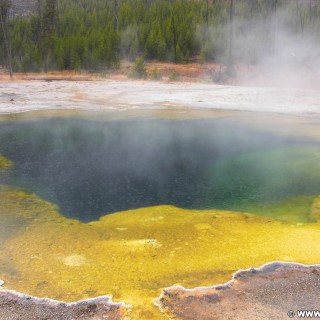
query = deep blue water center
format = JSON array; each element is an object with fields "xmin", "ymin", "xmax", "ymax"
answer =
[{"xmin": 0, "ymin": 116, "xmax": 319, "ymax": 222}]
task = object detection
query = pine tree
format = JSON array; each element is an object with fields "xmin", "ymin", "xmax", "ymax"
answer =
[{"xmin": 4, "ymin": 0, "xmax": 320, "ymax": 72}]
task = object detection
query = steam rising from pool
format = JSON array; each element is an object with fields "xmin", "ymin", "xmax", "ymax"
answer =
[{"xmin": 0, "ymin": 116, "xmax": 319, "ymax": 222}]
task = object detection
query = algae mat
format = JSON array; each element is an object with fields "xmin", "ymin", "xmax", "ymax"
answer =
[
  {"xmin": 1, "ymin": 184, "xmax": 320, "ymax": 319},
  {"xmin": 0, "ymin": 156, "xmax": 12, "ymax": 171}
]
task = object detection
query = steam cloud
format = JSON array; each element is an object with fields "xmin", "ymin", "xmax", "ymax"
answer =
[{"xmin": 198, "ymin": 2, "xmax": 320, "ymax": 88}]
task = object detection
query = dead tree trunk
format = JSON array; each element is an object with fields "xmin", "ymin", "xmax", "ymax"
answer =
[
  {"xmin": 273, "ymin": 0, "xmax": 277, "ymax": 13},
  {"xmin": 37, "ymin": 0, "xmax": 43, "ymax": 42},
  {"xmin": 228, "ymin": 0, "xmax": 234, "ymax": 66},
  {"xmin": 206, "ymin": 0, "xmax": 209, "ymax": 28},
  {"xmin": 114, "ymin": 0, "xmax": 118, "ymax": 31},
  {"xmin": 0, "ymin": 0, "xmax": 13, "ymax": 79},
  {"xmin": 172, "ymin": 14, "xmax": 177, "ymax": 64},
  {"xmin": 42, "ymin": 0, "xmax": 56, "ymax": 73}
]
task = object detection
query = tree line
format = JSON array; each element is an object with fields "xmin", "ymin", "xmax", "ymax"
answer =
[{"xmin": 1, "ymin": 0, "xmax": 320, "ymax": 75}]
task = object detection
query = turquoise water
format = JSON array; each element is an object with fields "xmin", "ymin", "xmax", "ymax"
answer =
[
  {"xmin": 205, "ymin": 146, "xmax": 320, "ymax": 221},
  {"xmin": 0, "ymin": 116, "xmax": 319, "ymax": 222}
]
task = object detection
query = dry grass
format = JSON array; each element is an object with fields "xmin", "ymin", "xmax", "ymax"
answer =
[
  {"xmin": 0, "ymin": 62, "xmax": 223, "ymax": 83},
  {"xmin": 1, "ymin": 61, "xmax": 320, "ymax": 89}
]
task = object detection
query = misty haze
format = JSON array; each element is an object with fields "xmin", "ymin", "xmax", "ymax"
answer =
[{"xmin": 0, "ymin": 115, "xmax": 319, "ymax": 223}]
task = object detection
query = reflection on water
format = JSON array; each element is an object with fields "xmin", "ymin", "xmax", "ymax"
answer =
[{"xmin": 0, "ymin": 116, "xmax": 319, "ymax": 222}]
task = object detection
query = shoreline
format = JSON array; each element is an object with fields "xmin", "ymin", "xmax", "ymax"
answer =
[{"xmin": 1, "ymin": 261, "xmax": 319, "ymax": 320}]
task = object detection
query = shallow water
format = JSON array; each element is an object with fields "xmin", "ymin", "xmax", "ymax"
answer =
[{"xmin": 0, "ymin": 114, "xmax": 319, "ymax": 222}]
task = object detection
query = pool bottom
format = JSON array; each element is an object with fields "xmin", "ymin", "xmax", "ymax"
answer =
[
  {"xmin": 0, "ymin": 156, "xmax": 12, "ymax": 171},
  {"xmin": 1, "ymin": 185, "xmax": 320, "ymax": 319}
]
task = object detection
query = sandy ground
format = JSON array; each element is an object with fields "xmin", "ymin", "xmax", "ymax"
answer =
[{"xmin": 1, "ymin": 79, "xmax": 320, "ymax": 115}]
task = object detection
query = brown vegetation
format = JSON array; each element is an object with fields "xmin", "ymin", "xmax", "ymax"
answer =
[{"xmin": 1, "ymin": 60, "xmax": 320, "ymax": 90}]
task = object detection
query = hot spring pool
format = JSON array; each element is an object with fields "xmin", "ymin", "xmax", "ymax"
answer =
[
  {"xmin": 1, "ymin": 110, "xmax": 320, "ymax": 319},
  {"xmin": 0, "ymin": 112, "xmax": 320, "ymax": 222}
]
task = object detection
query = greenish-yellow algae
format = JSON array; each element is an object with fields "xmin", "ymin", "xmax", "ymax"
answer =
[{"xmin": 1, "ymin": 186, "xmax": 320, "ymax": 319}]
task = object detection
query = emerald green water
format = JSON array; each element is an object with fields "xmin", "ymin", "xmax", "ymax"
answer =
[
  {"xmin": 0, "ymin": 115, "xmax": 319, "ymax": 222},
  {"xmin": 206, "ymin": 147, "xmax": 320, "ymax": 222}
]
